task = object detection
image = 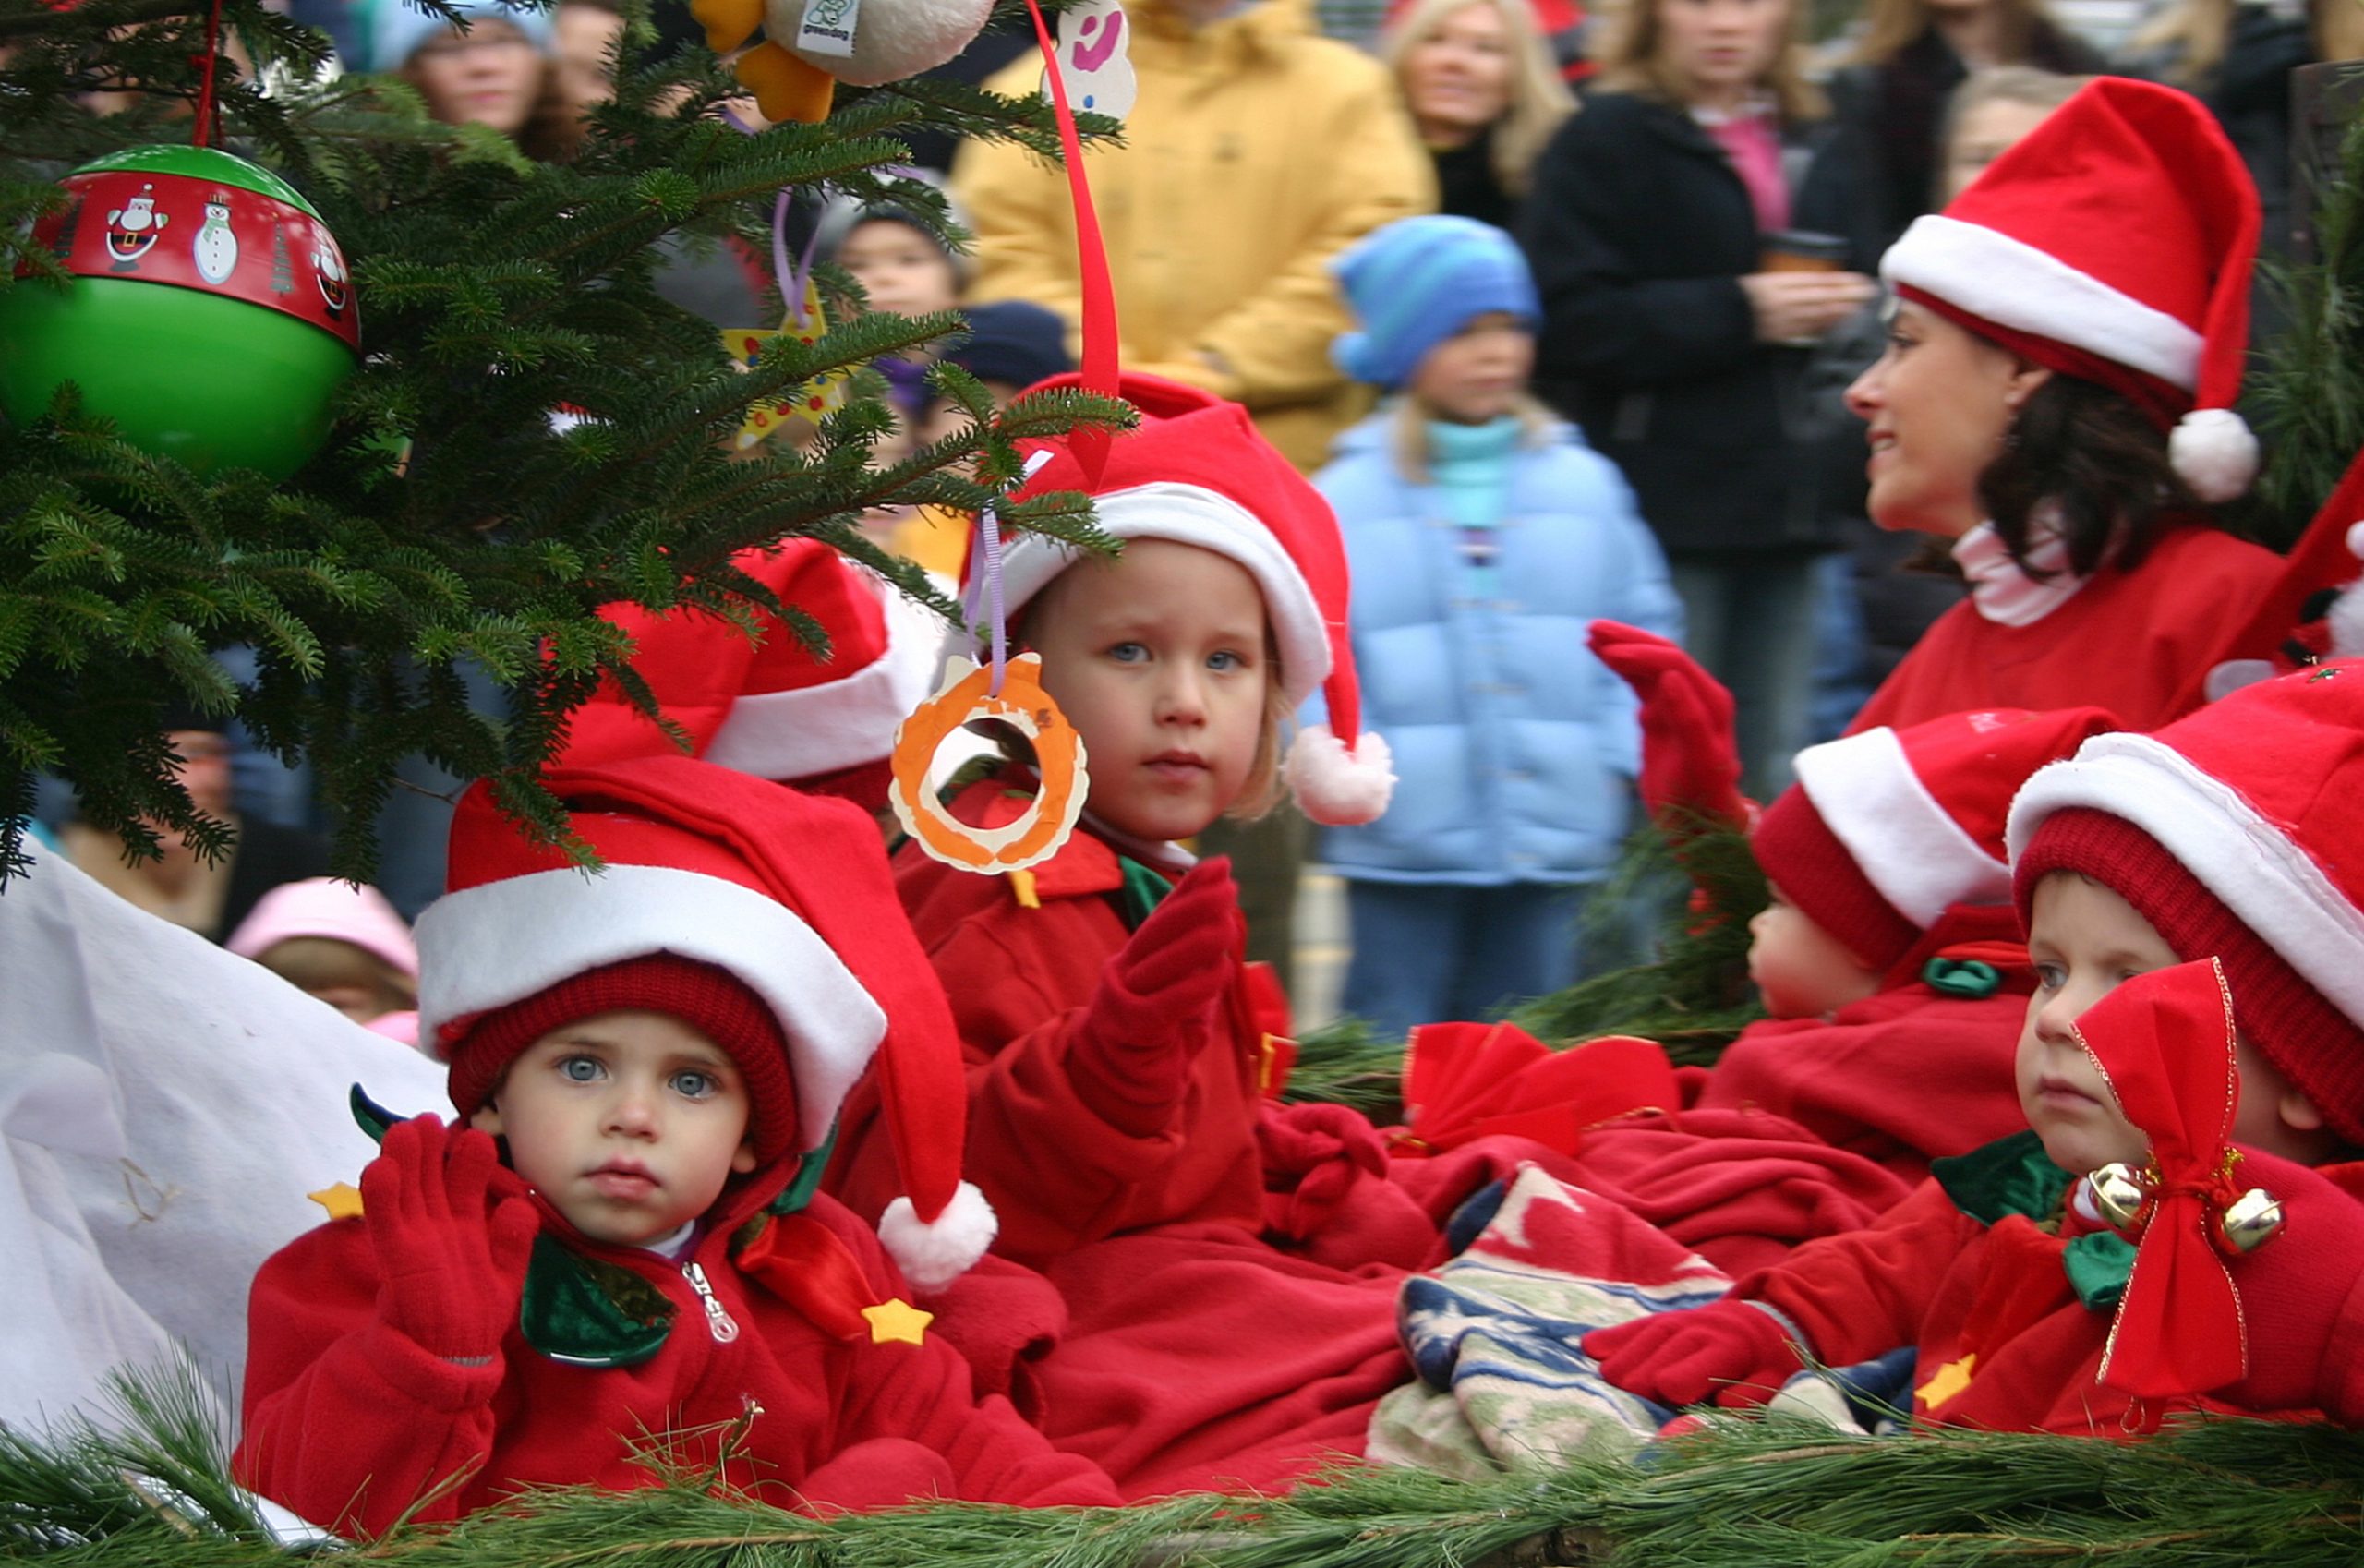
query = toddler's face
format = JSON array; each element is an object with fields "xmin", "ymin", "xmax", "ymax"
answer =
[
  {"xmin": 837, "ymin": 219, "xmax": 959, "ymax": 320},
  {"xmin": 1411, "ymin": 310, "xmax": 1533, "ymax": 426},
  {"xmin": 1025, "ymin": 537, "xmax": 1272, "ymax": 844},
  {"xmin": 2020, "ymin": 874, "xmax": 2173, "ymax": 1174},
  {"xmin": 471, "ymin": 1009, "xmax": 756, "ymax": 1247},
  {"xmin": 1745, "ymin": 884, "xmax": 1880, "ymax": 1019}
]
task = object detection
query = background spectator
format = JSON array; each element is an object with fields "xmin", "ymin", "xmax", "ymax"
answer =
[
  {"xmin": 1521, "ymin": 0, "xmax": 1876, "ymax": 797},
  {"xmin": 225, "ymin": 878, "xmax": 421, "ymax": 1045},
  {"xmin": 375, "ymin": 0, "xmax": 579, "ymax": 163},
  {"xmin": 1827, "ymin": 0, "xmax": 2103, "ymax": 248},
  {"xmin": 1318, "ymin": 217, "xmax": 1678, "ymax": 1037},
  {"xmin": 59, "ymin": 713, "xmax": 331, "ymax": 946},
  {"xmin": 1382, "ymin": 0, "xmax": 1575, "ymax": 229}
]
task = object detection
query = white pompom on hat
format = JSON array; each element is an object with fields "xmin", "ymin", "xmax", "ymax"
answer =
[
  {"xmin": 976, "ymin": 372, "xmax": 1395, "ymax": 826},
  {"xmin": 1881, "ymin": 77, "xmax": 2263, "ymax": 503}
]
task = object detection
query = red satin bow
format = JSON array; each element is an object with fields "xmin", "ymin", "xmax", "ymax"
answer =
[
  {"xmin": 1391, "ymin": 1021, "xmax": 1682, "ymax": 1156},
  {"xmin": 2073, "ymin": 958, "xmax": 2249, "ymax": 1401}
]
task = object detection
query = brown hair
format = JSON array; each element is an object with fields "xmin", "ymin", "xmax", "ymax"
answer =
[
  {"xmin": 1853, "ymin": 0, "xmax": 2059, "ymax": 66},
  {"xmin": 1382, "ymin": 0, "xmax": 1577, "ymax": 199},
  {"xmin": 254, "ymin": 936, "xmax": 419, "ymax": 1015},
  {"xmin": 1594, "ymin": 0, "xmax": 1827, "ymax": 124},
  {"xmin": 1938, "ymin": 64, "xmax": 2089, "ymax": 151},
  {"xmin": 1979, "ymin": 374, "xmax": 2204, "ymax": 578}
]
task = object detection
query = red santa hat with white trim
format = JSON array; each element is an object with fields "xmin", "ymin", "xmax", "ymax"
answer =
[
  {"xmin": 557, "ymin": 540, "xmax": 939, "ymax": 812},
  {"xmin": 2008, "ymin": 662, "xmax": 2364, "ymax": 1145},
  {"xmin": 415, "ymin": 754, "xmax": 994, "ymax": 1290},
  {"xmin": 982, "ymin": 371, "xmax": 1395, "ymax": 826},
  {"xmin": 1752, "ymin": 706, "xmax": 2119, "ymax": 975},
  {"xmin": 1881, "ymin": 76, "xmax": 2262, "ymax": 503}
]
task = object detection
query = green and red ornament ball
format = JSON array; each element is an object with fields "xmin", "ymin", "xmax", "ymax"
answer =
[{"xmin": 0, "ymin": 145, "xmax": 359, "ymax": 480}]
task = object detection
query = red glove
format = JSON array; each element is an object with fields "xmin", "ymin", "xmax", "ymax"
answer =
[
  {"xmin": 2211, "ymin": 1149, "xmax": 2364, "ymax": 1424},
  {"xmin": 1069, "ymin": 857, "xmax": 1240, "ymax": 1136},
  {"xmin": 1586, "ymin": 621, "xmax": 1751, "ymax": 836},
  {"xmin": 1584, "ymin": 1298, "xmax": 1806, "ymax": 1408},
  {"xmin": 361, "ymin": 1115, "xmax": 539, "ymax": 1363}
]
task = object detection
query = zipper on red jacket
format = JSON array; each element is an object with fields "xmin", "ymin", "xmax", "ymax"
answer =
[{"xmin": 682, "ymin": 1260, "xmax": 741, "ymax": 1344}]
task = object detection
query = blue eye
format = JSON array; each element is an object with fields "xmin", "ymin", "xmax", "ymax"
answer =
[
  {"xmin": 2032, "ymin": 964, "xmax": 2064, "ymax": 992},
  {"xmin": 1108, "ymin": 642, "xmax": 1148, "ymax": 663},
  {"xmin": 670, "ymin": 1069, "xmax": 718, "ymax": 1100},
  {"xmin": 1208, "ymin": 649, "xmax": 1245, "ymax": 672},
  {"xmin": 558, "ymin": 1055, "xmax": 603, "ymax": 1083}
]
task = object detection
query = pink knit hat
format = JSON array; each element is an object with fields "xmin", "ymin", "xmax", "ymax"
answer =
[{"xmin": 225, "ymin": 877, "xmax": 418, "ymax": 979}]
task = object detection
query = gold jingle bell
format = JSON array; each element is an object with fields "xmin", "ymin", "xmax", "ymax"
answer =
[
  {"xmin": 2089, "ymin": 1162, "xmax": 2151, "ymax": 1231},
  {"xmin": 2215, "ymin": 1188, "xmax": 2286, "ymax": 1253}
]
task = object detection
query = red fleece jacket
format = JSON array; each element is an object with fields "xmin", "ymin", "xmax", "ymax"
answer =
[
  {"xmin": 1848, "ymin": 524, "xmax": 2281, "ymax": 735},
  {"xmin": 831, "ymin": 778, "xmax": 1280, "ymax": 1268},
  {"xmin": 235, "ymin": 1181, "xmax": 1116, "ymax": 1536}
]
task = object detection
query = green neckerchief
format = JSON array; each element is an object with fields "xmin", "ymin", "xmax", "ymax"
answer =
[
  {"xmin": 1116, "ymin": 854, "xmax": 1169, "ymax": 931},
  {"xmin": 1931, "ymin": 1129, "xmax": 2134, "ymax": 1312}
]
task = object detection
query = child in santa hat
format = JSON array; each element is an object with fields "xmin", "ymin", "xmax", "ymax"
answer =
[
  {"xmin": 1844, "ymin": 76, "xmax": 2283, "ymax": 734},
  {"xmin": 1586, "ymin": 663, "xmax": 2364, "ymax": 1432},
  {"xmin": 555, "ymin": 538, "xmax": 939, "ymax": 825},
  {"xmin": 829, "ymin": 371, "xmax": 1397, "ymax": 1272},
  {"xmin": 1565, "ymin": 623, "xmax": 2115, "ymax": 1269},
  {"xmin": 235, "ymin": 755, "xmax": 1118, "ymax": 1537}
]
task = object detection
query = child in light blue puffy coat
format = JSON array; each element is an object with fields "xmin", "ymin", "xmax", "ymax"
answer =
[{"xmin": 1316, "ymin": 215, "xmax": 1680, "ymax": 1040}]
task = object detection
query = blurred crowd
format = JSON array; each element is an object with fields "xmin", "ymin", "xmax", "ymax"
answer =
[{"xmin": 28, "ymin": 0, "xmax": 2356, "ymax": 1037}]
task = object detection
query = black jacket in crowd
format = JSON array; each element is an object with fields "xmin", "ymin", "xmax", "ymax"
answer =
[{"xmin": 1518, "ymin": 90, "xmax": 1881, "ymax": 558}]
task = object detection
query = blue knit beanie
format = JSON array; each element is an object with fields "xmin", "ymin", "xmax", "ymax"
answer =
[
  {"xmin": 1331, "ymin": 216, "xmax": 1540, "ymax": 392},
  {"xmin": 368, "ymin": 0, "xmax": 556, "ymax": 74}
]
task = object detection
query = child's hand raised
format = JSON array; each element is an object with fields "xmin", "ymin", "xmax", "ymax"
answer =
[
  {"xmin": 361, "ymin": 1115, "xmax": 539, "ymax": 1364},
  {"xmin": 1069, "ymin": 857, "xmax": 1244, "ymax": 1136}
]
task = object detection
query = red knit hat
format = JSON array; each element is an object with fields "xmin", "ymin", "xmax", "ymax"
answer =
[
  {"xmin": 416, "ymin": 754, "xmax": 995, "ymax": 1289},
  {"xmin": 983, "ymin": 371, "xmax": 1395, "ymax": 826},
  {"xmin": 1753, "ymin": 706, "xmax": 2118, "ymax": 971},
  {"xmin": 556, "ymin": 539, "xmax": 937, "ymax": 812},
  {"xmin": 1882, "ymin": 77, "xmax": 2262, "ymax": 502},
  {"xmin": 2008, "ymin": 663, "xmax": 2364, "ymax": 1145}
]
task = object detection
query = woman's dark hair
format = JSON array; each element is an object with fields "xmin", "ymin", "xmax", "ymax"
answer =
[{"xmin": 1978, "ymin": 373, "xmax": 2210, "ymax": 579}]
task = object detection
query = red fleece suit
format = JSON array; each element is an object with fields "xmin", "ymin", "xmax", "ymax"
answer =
[
  {"xmin": 235, "ymin": 1180, "xmax": 1116, "ymax": 1537},
  {"xmin": 832, "ymin": 778, "xmax": 1277, "ymax": 1268},
  {"xmin": 1735, "ymin": 1140, "xmax": 2364, "ymax": 1431},
  {"xmin": 1849, "ymin": 525, "xmax": 2282, "ymax": 735}
]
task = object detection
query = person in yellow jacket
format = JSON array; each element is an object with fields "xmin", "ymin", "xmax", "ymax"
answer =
[{"xmin": 952, "ymin": 0, "xmax": 1437, "ymax": 476}]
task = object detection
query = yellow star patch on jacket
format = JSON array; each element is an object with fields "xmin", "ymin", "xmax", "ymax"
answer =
[
  {"xmin": 861, "ymin": 1298, "xmax": 934, "ymax": 1346},
  {"xmin": 308, "ymin": 1182, "xmax": 365, "ymax": 1221},
  {"xmin": 1917, "ymin": 1352, "xmax": 1978, "ymax": 1410}
]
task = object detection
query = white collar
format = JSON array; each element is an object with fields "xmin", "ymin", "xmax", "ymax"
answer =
[{"xmin": 1952, "ymin": 512, "xmax": 2092, "ymax": 628}]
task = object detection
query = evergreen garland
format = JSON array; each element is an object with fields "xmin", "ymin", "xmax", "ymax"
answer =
[
  {"xmin": 9, "ymin": 1363, "xmax": 2364, "ymax": 1565},
  {"xmin": 0, "ymin": 0, "xmax": 1126, "ymax": 885}
]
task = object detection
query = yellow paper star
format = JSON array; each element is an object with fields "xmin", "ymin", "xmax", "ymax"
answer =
[
  {"xmin": 723, "ymin": 279, "xmax": 850, "ymax": 451},
  {"xmin": 862, "ymin": 1297, "xmax": 934, "ymax": 1346},
  {"xmin": 1916, "ymin": 1352, "xmax": 1978, "ymax": 1410},
  {"xmin": 308, "ymin": 1182, "xmax": 365, "ymax": 1221}
]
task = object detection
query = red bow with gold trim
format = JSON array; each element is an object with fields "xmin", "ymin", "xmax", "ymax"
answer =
[{"xmin": 2073, "ymin": 958, "xmax": 2282, "ymax": 1401}]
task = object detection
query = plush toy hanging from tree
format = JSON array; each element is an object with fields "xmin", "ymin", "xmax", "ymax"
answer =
[{"xmin": 0, "ymin": 0, "xmax": 1126, "ymax": 885}]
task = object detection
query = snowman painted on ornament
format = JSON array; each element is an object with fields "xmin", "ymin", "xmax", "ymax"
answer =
[
  {"xmin": 104, "ymin": 185, "xmax": 167, "ymax": 272},
  {"xmin": 313, "ymin": 232, "xmax": 350, "ymax": 320},
  {"xmin": 193, "ymin": 191, "xmax": 239, "ymax": 286}
]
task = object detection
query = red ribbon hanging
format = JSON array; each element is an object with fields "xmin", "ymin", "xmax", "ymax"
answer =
[
  {"xmin": 2078, "ymin": 958, "xmax": 2250, "ymax": 1402},
  {"xmin": 1020, "ymin": 0, "xmax": 1119, "ymax": 485}
]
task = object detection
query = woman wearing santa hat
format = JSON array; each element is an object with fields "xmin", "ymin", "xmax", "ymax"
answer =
[{"xmin": 1843, "ymin": 76, "xmax": 2285, "ymax": 735}]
